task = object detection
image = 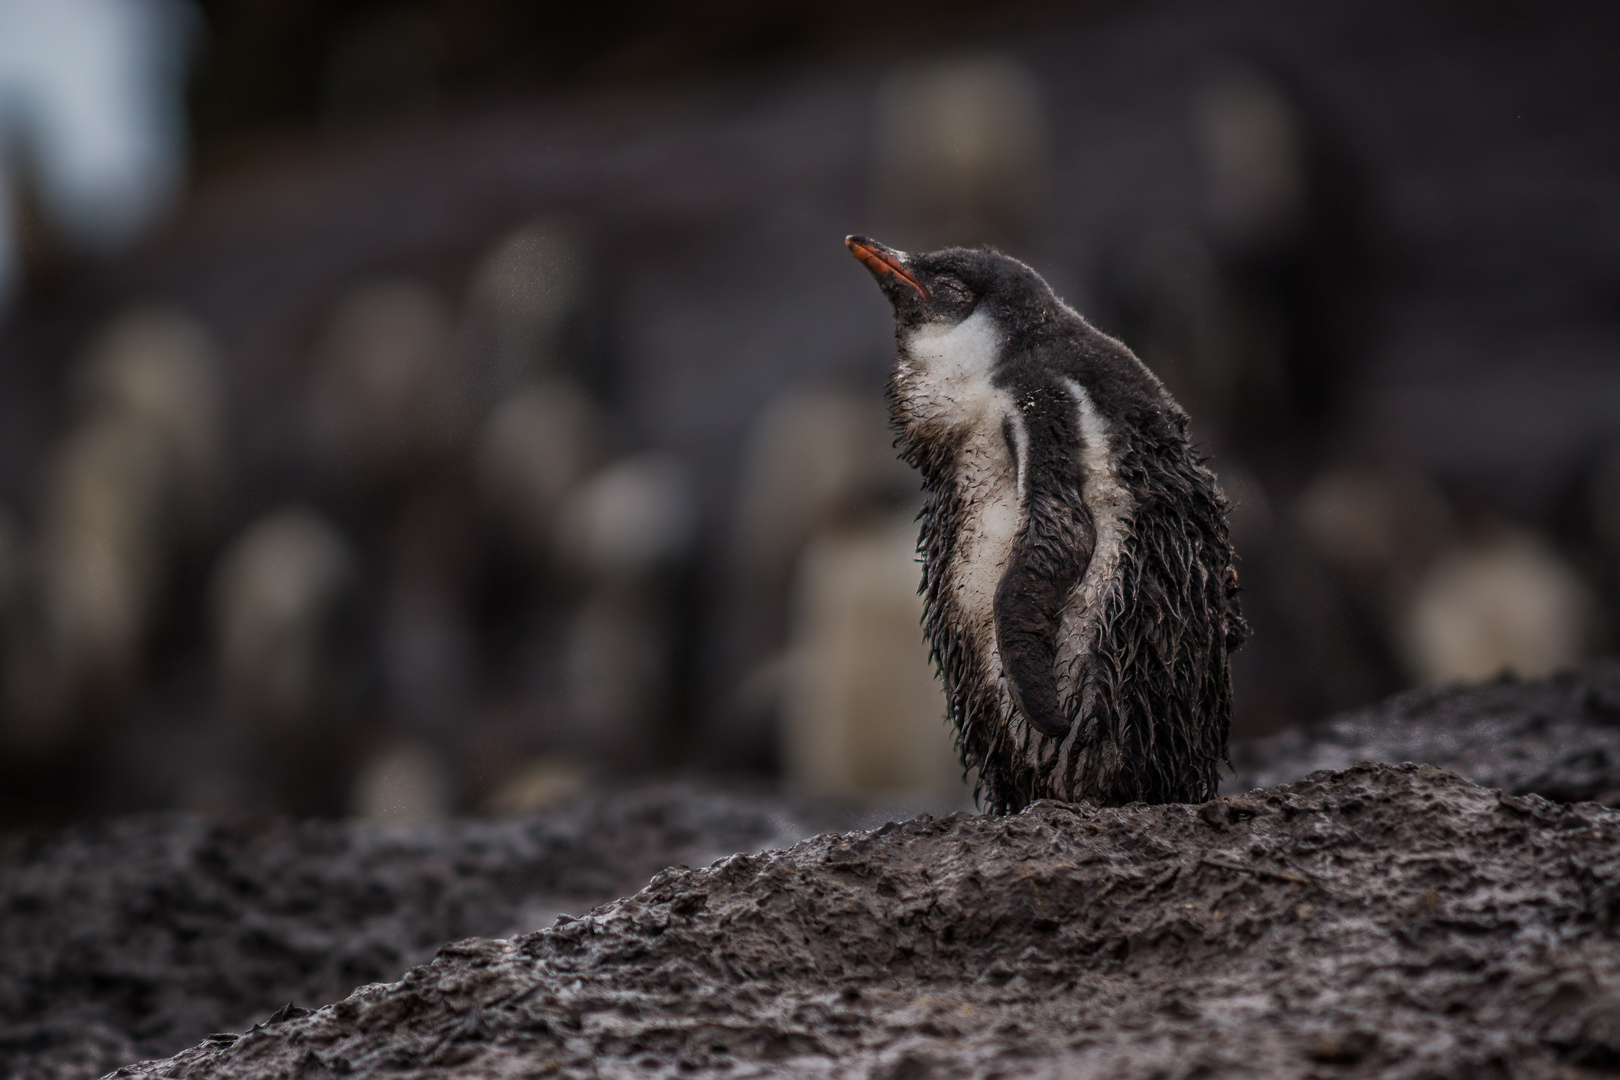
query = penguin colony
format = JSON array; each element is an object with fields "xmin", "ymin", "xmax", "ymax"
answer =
[{"xmin": 848, "ymin": 236, "xmax": 1247, "ymax": 812}]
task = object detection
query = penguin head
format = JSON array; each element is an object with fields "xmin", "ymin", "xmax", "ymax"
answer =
[
  {"xmin": 845, "ymin": 235, "xmax": 1043, "ymax": 335},
  {"xmin": 845, "ymin": 235, "xmax": 1082, "ymax": 440}
]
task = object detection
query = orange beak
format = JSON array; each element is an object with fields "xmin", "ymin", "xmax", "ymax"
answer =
[{"xmin": 845, "ymin": 236, "xmax": 929, "ymax": 301}]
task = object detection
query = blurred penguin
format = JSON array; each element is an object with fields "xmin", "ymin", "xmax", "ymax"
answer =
[
  {"xmin": 470, "ymin": 219, "xmax": 580, "ymax": 381},
  {"xmin": 0, "ymin": 506, "xmax": 49, "ymax": 753},
  {"xmin": 780, "ymin": 511, "xmax": 964, "ymax": 804},
  {"xmin": 475, "ymin": 378, "xmax": 604, "ymax": 569},
  {"xmin": 1556, "ymin": 445, "xmax": 1620, "ymax": 652},
  {"xmin": 305, "ymin": 278, "xmax": 488, "ymax": 812},
  {"xmin": 712, "ymin": 387, "xmax": 915, "ymax": 770},
  {"xmin": 551, "ymin": 452, "xmax": 697, "ymax": 772},
  {"xmin": 348, "ymin": 736, "xmax": 453, "ymax": 823},
  {"xmin": 377, "ymin": 486, "xmax": 477, "ymax": 782},
  {"xmin": 307, "ymin": 278, "xmax": 461, "ymax": 504},
  {"xmin": 730, "ymin": 389, "xmax": 909, "ymax": 629},
  {"xmin": 871, "ymin": 57, "xmax": 1051, "ymax": 250},
  {"xmin": 1092, "ymin": 59, "xmax": 1379, "ymax": 733},
  {"xmin": 211, "ymin": 507, "xmax": 366, "ymax": 814},
  {"xmin": 1589, "ymin": 450, "xmax": 1620, "ymax": 645},
  {"xmin": 1400, "ymin": 521, "xmax": 1598, "ymax": 686},
  {"xmin": 1216, "ymin": 463, "xmax": 1437, "ymax": 734},
  {"xmin": 36, "ymin": 417, "xmax": 172, "ymax": 702},
  {"xmin": 20, "ymin": 307, "xmax": 225, "ymax": 734},
  {"xmin": 1190, "ymin": 54, "xmax": 1375, "ymax": 470},
  {"xmin": 1094, "ymin": 224, "xmax": 1242, "ymax": 450},
  {"xmin": 468, "ymin": 376, "xmax": 606, "ymax": 756},
  {"xmin": 750, "ymin": 58, "xmax": 1050, "ymax": 787},
  {"xmin": 76, "ymin": 307, "xmax": 226, "ymax": 537},
  {"xmin": 1296, "ymin": 465, "xmax": 1456, "ymax": 609},
  {"xmin": 1590, "ymin": 451, "xmax": 1620, "ymax": 569},
  {"xmin": 463, "ymin": 220, "xmax": 622, "ymax": 765},
  {"xmin": 0, "ymin": 508, "xmax": 23, "ymax": 643},
  {"xmin": 465, "ymin": 218, "xmax": 616, "ymax": 405}
]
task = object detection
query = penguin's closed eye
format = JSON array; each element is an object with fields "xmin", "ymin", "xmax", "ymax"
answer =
[{"xmin": 930, "ymin": 275, "xmax": 976, "ymax": 317}]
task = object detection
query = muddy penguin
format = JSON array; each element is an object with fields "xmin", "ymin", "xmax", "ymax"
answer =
[{"xmin": 846, "ymin": 236, "xmax": 1246, "ymax": 812}]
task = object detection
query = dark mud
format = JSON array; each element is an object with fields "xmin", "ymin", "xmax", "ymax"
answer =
[
  {"xmin": 0, "ymin": 785, "xmax": 852, "ymax": 1080},
  {"xmin": 112, "ymin": 762, "xmax": 1620, "ymax": 1079},
  {"xmin": 1230, "ymin": 662, "xmax": 1620, "ymax": 803},
  {"xmin": 14, "ymin": 669, "xmax": 1620, "ymax": 1079}
]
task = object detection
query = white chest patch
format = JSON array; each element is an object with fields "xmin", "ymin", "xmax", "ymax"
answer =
[
  {"xmin": 896, "ymin": 308, "xmax": 1022, "ymax": 680},
  {"xmin": 895, "ymin": 311, "xmax": 1138, "ymax": 767}
]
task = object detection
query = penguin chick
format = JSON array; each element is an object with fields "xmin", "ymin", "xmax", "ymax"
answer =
[{"xmin": 846, "ymin": 236, "xmax": 1247, "ymax": 811}]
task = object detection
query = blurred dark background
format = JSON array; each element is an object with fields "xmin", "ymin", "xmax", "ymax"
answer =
[{"xmin": 0, "ymin": 0, "xmax": 1616, "ymax": 828}]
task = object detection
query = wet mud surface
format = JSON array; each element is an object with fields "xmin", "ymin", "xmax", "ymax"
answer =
[
  {"xmin": 10, "ymin": 667, "xmax": 1620, "ymax": 1079},
  {"xmin": 0, "ymin": 786, "xmax": 853, "ymax": 1080},
  {"xmin": 1230, "ymin": 661, "xmax": 1620, "ymax": 803},
  {"xmin": 112, "ymin": 762, "xmax": 1620, "ymax": 1079}
]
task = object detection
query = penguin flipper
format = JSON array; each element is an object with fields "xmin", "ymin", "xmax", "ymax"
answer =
[{"xmin": 993, "ymin": 482, "xmax": 1096, "ymax": 739}]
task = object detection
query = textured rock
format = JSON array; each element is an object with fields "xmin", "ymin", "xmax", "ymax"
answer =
[
  {"xmin": 0, "ymin": 785, "xmax": 850, "ymax": 1080},
  {"xmin": 15, "ymin": 669, "xmax": 1620, "ymax": 1080},
  {"xmin": 111, "ymin": 762, "xmax": 1620, "ymax": 1079},
  {"xmin": 1230, "ymin": 662, "xmax": 1620, "ymax": 802}
]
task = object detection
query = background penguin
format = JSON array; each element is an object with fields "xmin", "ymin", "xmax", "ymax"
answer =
[{"xmin": 846, "ymin": 236, "xmax": 1246, "ymax": 811}]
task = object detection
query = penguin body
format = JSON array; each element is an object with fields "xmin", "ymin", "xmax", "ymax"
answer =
[{"xmin": 848, "ymin": 237, "xmax": 1246, "ymax": 812}]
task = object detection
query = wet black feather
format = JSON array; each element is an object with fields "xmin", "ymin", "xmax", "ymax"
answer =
[{"xmin": 882, "ymin": 244, "xmax": 1247, "ymax": 813}]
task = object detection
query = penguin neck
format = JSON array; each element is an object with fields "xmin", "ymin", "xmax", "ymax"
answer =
[{"xmin": 892, "ymin": 307, "xmax": 1006, "ymax": 438}]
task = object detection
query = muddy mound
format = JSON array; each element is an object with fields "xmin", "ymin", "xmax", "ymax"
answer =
[
  {"xmin": 0, "ymin": 785, "xmax": 851, "ymax": 1080},
  {"xmin": 1230, "ymin": 662, "xmax": 1620, "ymax": 802},
  {"xmin": 115, "ymin": 763, "xmax": 1620, "ymax": 1079},
  {"xmin": 13, "ymin": 669, "xmax": 1620, "ymax": 1080}
]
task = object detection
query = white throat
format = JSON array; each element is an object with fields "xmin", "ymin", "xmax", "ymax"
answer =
[
  {"xmin": 895, "ymin": 308, "xmax": 1005, "ymax": 432},
  {"xmin": 897, "ymin": 307, "xmax": 1021, "ymax": 703}
]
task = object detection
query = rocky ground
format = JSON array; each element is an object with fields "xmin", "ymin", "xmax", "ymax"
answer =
[
  {"xmin": 106, "ymin": 763, "xmax": 1620, "ymax": 1079},
  {"xmin": 1229, "ymin": 661, "xmax": 1620, "ymax": 803},
  {"xmin": 7, "ymin": 664, "xmax": 1620, "ymax": 1079},
  {"xmin": 0, "ymin": 786, "xmax": 855, "ymax": 1080}
]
